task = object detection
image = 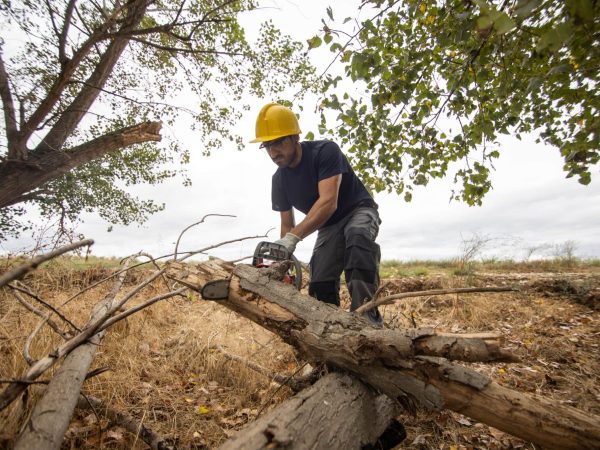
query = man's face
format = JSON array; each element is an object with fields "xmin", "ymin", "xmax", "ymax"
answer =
[{"xmin": 262, "ymin": 136, "xmax": 298, "ymax": 168}]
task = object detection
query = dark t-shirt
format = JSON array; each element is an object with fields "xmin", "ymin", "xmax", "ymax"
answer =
[{"xmin": 271, "ymin": 140, "xmax": 374, "ymax": 228}]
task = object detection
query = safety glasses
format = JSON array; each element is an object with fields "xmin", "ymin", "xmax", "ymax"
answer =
[{"xmin": 259, "ymin": 136, "xmax": 289, "ymax": 150}]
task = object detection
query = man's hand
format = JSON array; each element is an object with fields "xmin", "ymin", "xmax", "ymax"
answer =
[{"xmin": 274, "ymin": 232, "xmax": 301, "ymax": 254}]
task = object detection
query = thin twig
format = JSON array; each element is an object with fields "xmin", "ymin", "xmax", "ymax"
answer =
[
  {"xmin": 98, "ymin": 288, "xmax": 187, "ymax": 332},
  {"xmin": 174, "ymin": 214, "xmax": 236, "ymax": 260},
  {"xmin": 256, "ymin": 362, "xmax": 309, "ymax": 418},
  {"xmin": 10, "ymin": 282, "xmax": 80, "ymax": 332},
  {"xmin": 76, "ymin": 394, "xmax": 171, "ymax": 450},
  {"xmin": 0, "ymin": 239, "xmax": 94, "ymax": 288},
  {"xmin": 215, "ymin": 345, "xmax": 308, "ymax": 392},
  {"xmin": 23, "ymin": 317, "xmax": 48, "ymax": 366},
  {"xmin": 61, "ymin": 233, "xmax": 268, "ymax": 307},
  {"xmin": 11, "ymin": 291, "xmax": 70, "ymax": 339},
  {"xmin": 355, "ymin": 286, "xmax": 516, "ymax": 314}
]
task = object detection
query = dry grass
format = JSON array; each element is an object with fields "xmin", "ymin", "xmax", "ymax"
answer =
[
  {"xmin": 0, "ymin": 260, "xmax": 599, "ymax": 449},
  {"xmin": 0, "ymin": 265, "xmax": 296, "ymax": 449}
]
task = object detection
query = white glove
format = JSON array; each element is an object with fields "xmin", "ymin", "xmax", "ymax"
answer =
[{"xmin": 274, "ymin": 232, "xmax": 301, "ymax": 254}]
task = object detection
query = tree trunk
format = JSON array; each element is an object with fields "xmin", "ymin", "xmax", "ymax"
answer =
[
  {"xmin": 14, "ymin": 264, "xmax": 130, "ymax": 450},
  {"xmin": 166, "ymin": 259, "xmax": 600, "ymax": 450},
  {"xmin": 219, "ymin": 373, "xmax": 405, "ymax": 450}
]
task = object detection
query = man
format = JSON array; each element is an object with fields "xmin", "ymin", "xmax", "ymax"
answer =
[{"xmin": 251, "ymin": 102, "xmax": 383, "ymax": 326}]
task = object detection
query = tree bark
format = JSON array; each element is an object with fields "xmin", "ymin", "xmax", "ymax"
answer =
[
  {"xmin": 166, "ymin": 259, "xmax": 600, "ymax": 450},
  {"xmin": 0, "ymin": 121, "xmax": 161, "ymax": 209},
  {"xmin": 219, "ymin": 373, "xmax": 405, "ymax": 450},
  {"xmin": 13, "ymin": 262, "xmax": 130, "ymax": 450}
]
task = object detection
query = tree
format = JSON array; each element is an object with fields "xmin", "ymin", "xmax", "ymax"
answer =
[
  {"xmin": 311, "ymin": 0, "xmax": 598, "ymax": 204},
  {"xmin": 0, "ymin": 0, "xmax": 314, "ymax": 240}
]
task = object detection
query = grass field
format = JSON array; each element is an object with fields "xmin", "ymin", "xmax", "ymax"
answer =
[{"xmin": 0, "ymin": 256, "xmax": 598, "ymax": 449}]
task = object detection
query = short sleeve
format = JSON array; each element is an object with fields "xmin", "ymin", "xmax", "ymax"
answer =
[
  {"xmin": 317, "ymin": 141, "xmax": 347, "ymax": 181},
  {"xmin": 272, "ymin": 172, "xmax": 291, "ymax": 211}
]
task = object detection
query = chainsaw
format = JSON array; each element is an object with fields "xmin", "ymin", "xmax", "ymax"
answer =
[
  {"xmin": 252, "ymin": 241, "xmax": 302, "ymax": 290},
  {"xmin": 200, "ymin": 241, "xmax": 303, "ymax": 300}
]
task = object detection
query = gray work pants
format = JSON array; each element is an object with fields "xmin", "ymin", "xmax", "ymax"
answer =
[{"xmin": 308, "ymin": 206, "xmax": 383, "ymax": 326}]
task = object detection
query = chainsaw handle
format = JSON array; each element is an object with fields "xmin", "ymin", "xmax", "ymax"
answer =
[{"xmin": 252, "ymin": 241, "xmax": 303, "ymax": 290}]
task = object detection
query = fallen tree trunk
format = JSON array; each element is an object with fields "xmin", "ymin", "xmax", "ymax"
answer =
[
  {"xmin": 167, "ymin": 259, "xmax": 600, "ymax": 450},
  {"xmin": 219, "ymin": 372, "xmax": 405, "ymax": 450},
  {"xmin": 14, "ymin": 261, "xmax": 131, "ymax": 450}
]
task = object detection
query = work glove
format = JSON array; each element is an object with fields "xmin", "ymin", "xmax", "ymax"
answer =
[{"xmin": 274, "ymin": 232, "xmax": 301, "ymax": 254}]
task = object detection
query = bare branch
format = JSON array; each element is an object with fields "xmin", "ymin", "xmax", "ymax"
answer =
[
  {"xmin": 174, "ymin": 214, "xmax": 236, "ymax": 260},
  {"xmin": 44, "ymin": 0, "xmax": 62, "ymax": 43},
  {"xmin": 67, "ymin": 79, "xmax": 197, "ymax": 115},
  {"xmin": 98, "ymin": 287, "xmax": 187, "ymax": 332},
  {"xmin": 76, "ymin": 394, "xmax": 171, "ymax": 450},
  {"xmin": 59, "ymin": 0, "xmax": 78, "ymax": 65},
  {"xmin": 10, "ymin": 282, "xmax": 80, "ymax": 332},
  {"xmin": 12, "ymin": 290, "xmax": 70, "ymax": 339},
  {"xmin": 0, "ymin": 47, "xmax": 21, "ymax": 160},
  {"xmin": 26, "ymin": 0, "xmax": 149, "ymax": 149},
  {"xmin": 0, "ymin": 239, "xmax": 94, "ymax": 288},
  {"xmin": 129, "ymin": 37, "xmax": 245, "ymax": 56},
  {"xmin": 60, "ymin": 233, "xmax": 270, "ymax": 308},
  {"xmin": 215, "ymin": 344, "xmax": 311, "ymax": 392},
  {"xmin": 23, "ymin": 314, "xmax": 49, "ymax": 366},
  {"xmin": 354, "ymin": 286, "xmax": 516, "ymax": 314}
]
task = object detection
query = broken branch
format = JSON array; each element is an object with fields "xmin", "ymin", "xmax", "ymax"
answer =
[
  {"xmin": 355, "ymin": 286, "xmax": 516, "ymax": 314},
  {"xmin": 0, "ymin": 239, "xmax": 94, "ymax": 288}
]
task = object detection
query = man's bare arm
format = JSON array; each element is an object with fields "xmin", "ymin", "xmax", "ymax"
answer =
[
  {"xmin": 290, "ymin": 174, "xmax": 342, "ymax": 239},
  {"xmin": 280, "ymin": 209, "xmax": 295, "ymax": 238}
]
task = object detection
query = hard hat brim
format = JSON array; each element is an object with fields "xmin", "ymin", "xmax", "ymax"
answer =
[{"xmin": 249, "ymin": 133, "xmax": 298, "ymax": 144}]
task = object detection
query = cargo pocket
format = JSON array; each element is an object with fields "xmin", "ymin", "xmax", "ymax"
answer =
[{"xmin": 344, "ymin": 234, "xmax": 380, "ymax": 283}]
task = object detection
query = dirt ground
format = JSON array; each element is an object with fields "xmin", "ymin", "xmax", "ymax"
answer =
[{"xmin": 0, "ymin": 261, "xmax": 598, "ymax": 449}]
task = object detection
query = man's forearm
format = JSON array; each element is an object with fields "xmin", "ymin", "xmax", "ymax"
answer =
[{"xmin": 291, "ymin": 197, "xmax": 337, "ymax": 239}]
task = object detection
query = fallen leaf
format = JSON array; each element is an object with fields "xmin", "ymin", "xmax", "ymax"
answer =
[
  {"xmin": 197, "ymin": 405, "xmax": 210, "ymax": 414},
  {"xmin": 412, "ymin": 434, "xmax": 428, "ymax": 445},
  {"xmin": 456, "ymin": 417, "xmax": 472, "ymax": 427},
  {"xmin": 106, "ymin": 429, "xmax": 124, "ymax": 441}
]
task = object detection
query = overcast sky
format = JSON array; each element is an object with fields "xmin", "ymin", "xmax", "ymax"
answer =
[{"xmin": 2, "ymin": 1, "xmax": 599, "ymax": 262}]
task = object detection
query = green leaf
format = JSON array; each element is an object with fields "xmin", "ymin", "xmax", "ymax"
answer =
[
  {"xmin": 305, "ymin": 131, "xmax": 315, "ymax": 140},
  {"xmin": 307, "ymin": 36, "xmax": 322, "ymax": 49},
  {"xmin": 537, "ymin": 23, "xmax": 573, "ymax": 52},
  {"xmin": 526, "ymin": 77, "xmax": 543, "ymax": 93},
  {"xmin": 493, "ymin": 13, "xmax": 516, "ymax": 34},
  {"xmin": 476, "ymin": 15, "xmax": 493, "ymax": 31},
  {"xmin": 326, "ymin": 6, "xmax": 334, "ymax": 21},
  {"xmin": 566, "ymin": 0, "xmax": 594, "ymax": 22},
  {"xmin": 514, "ymin": 0, "xmax": 542, "ymax": 18},
  {"xmin": 324, "ymin": 33, "xmax": 332, "ymax": 44}
]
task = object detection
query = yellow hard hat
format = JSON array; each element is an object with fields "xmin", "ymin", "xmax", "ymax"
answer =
[{"xmin": 250, "ymin": 103, "xmax": 301, "ymax": 143}]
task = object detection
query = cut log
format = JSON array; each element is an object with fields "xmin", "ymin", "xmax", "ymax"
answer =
[
  {"xmin": 219, "ymin": 372, "xmax": 405, "ymax": 450},
  {"xmin": 167, "ymin": 259, "xmax": 600, "ymax": 450},
  {"xmin": 14, "ymin": 261, "xmax": 130, "ymax": 450}
]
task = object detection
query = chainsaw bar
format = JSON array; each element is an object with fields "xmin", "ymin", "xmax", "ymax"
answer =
[{"xmin": 200, "ymin": 279, "xmax": 230, "ymax": 300}]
